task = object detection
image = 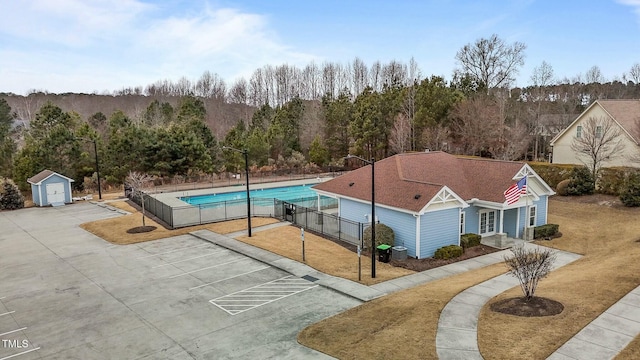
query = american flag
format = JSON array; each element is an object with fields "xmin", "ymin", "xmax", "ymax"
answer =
[{"xmin": 504, "ymin": 176, "xmax": 527, "ymax": 205}]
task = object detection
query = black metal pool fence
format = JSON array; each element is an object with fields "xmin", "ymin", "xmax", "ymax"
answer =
[{"xmin": 131, "ymin": 194, "xmax": 363, "ymax": 247}]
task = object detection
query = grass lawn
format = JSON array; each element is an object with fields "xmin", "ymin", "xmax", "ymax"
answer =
[
  {"xmin": 298, "ymin": 198, "xmax": 640, "ymax": 359},
  {"xmin": 236, "ymin": 226, "xmax": 415, "ymax": 285},
  {"xmin": 80, "ymin": 199, "xmax": 279, "ymax": 244}
]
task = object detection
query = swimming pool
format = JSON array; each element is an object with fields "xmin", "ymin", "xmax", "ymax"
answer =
[{"xmin": 180, "ymin": 184, "xmax": 323, "ymax": 205}]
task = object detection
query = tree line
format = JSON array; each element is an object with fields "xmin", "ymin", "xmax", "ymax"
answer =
[{"xmin": 2, "ymin": 34, "xmax": 640, "ymax": 192}]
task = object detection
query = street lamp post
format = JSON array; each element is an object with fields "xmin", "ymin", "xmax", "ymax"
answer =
[
  {"xmin": 345, "ymin": 154, "xmax": 376, "ymax": 278},
  {"xmin": 76, "ymin": 137, "xmax": 102, "ymax": 200},
  {"xmin": 223, "ymin": 146, "xmax": 252, "ymax": 237}
]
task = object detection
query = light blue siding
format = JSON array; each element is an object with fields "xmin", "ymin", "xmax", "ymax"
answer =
[
  {"xmin": 503, "ymin": 209, "xmax": 518, "ymax": 237},
  {"xmin": 537, "ymin": 195, "xmax": 548, "ymax": 225},
  {"xmin": 420, "ymin": 208, "xmax": 460, "ymax": 258},
  {"xmin": 32, "ymin": 174, "xmax": 73, "ymax": 206},
  {"xmin": 339, "ymin": 198, "xmax": 417, "ymax": 257},
  {"xmin": 340, "ymin": 199, "xmax": 371, "ymax": 224},
  {"xmin": 517, "ymin": 196, "xmax": 547, "ymax": 235},
  {"xmin": 462, "ymin": 206, "xmax": 479, "ymax": 235},
  {"xmin": 30, "ymin": 184, "xmax": 41, "ymax": 206}
]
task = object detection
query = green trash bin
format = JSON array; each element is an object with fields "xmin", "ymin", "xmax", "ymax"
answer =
[{"xmin": 377, "ymin": 244, "xmax": 392, "ymax": 263}]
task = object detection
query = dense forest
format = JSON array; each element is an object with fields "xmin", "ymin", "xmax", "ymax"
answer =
[{"xmin": 1, "ymin": 35, "xmax": 639, "ymax": 192}]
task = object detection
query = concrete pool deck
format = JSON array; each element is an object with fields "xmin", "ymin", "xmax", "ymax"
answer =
[
  {"xmin": 151, "ymin": 178, "xmax": 330, "ymax": 208},
  {"xmin": 145, "ymin": 178, "xmax": 335, "ymax": 229}
]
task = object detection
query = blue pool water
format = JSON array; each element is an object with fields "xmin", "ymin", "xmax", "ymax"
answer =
[{"xmin": 181, "ymin": 184, "xmax": 321, "ymax": 205}]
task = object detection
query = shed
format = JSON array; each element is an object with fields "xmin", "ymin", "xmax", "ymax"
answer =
[{"xmin": 27, "ymin": 170, "xmax": 74, "ymax": 207}]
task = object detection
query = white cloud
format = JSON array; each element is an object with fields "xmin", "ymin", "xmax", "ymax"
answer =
[
  {"xmin": 0, "ymin": 1, "xmax": 319, "ymax": 94},
  {"xmin": 618, "ymin": 0, "xmax": 640, "ymax": 22}
]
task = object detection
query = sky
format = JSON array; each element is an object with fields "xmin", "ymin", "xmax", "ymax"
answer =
[{"xmin": 1, "ymin": 0, "xmax": 639, "ymax": 95}]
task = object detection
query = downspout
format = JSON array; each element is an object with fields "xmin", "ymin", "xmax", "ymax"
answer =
[{"xmin": 415, "ymin": 213, "xmax": 420, "ymax": 259}]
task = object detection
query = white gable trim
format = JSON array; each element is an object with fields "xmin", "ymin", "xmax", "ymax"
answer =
[
  {"xmin": 419, "ymin": 186, "xmax": 468, "ymax": 214},
  {"xmin": 550, "ymin": 101, "xmax": 600, "ymax": 145},
  {"xmin": 550, "ymin": 100, "xmax": 638, "ymax": 146},
  {"xmin": 28, "ymin": 171, "xmax": 75, "ymax": 185},
  {"xmin": 514, "ymin": 164, "xmax": 556, "ymax": 195}
]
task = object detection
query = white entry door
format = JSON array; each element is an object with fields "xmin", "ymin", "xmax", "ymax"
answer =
[
  {"xmin": 46, "ymin": 183, "xmax": 65, "ymax": 204},
  {"xmin": 479, "ymin": 210, "xmax": 496, "ymax": 236}
]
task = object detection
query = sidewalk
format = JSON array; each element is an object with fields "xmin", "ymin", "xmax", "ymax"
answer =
[
  {"xmin": 435, "ymin": 241, "xmax": 582, "ymax": 360},
  {"xmin": 190, "ymin": 225, "xmax": 640, "ymax": 360}
]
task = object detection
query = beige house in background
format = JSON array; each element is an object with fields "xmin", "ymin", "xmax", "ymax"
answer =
[{"xmin": 550, "ymin": 99, "xmax": 640, "ymax": 168}]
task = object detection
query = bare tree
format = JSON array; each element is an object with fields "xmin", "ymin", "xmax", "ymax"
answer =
[
  {"xmin": 454, "ymin": 34, "xmax": 526, "ymax": 89},
  {"xmin": 585, "ymin": 65, "xmax": 605, "ymax": 84},
  {"xmin": 629, "ymin": 63, "xmax": 640, "ymax": 84},
  {"xmin": 504, "ymin": 245, "xmax": 556, "ymax": 301},
  {"xmin": 126, "ymin": 171, "xmax": 154, "ymax": 227},
  {"xmin": 390, "ymin": 113, "xmax": 411, "ymax": 154},
  {"xmin": 529, "ymin": 61, "xmax": 556, "ymax": 159},
  {"xmin": 351, "ymin": 57, "xmax": 368, "ymax": 97},
  {"xmin": 449, "ymin": 96, "xmax": 503, "ymax": 156},
  {"xmin": 494, "ymin": 123, "xmax": 530, "ymax": 161},
  {"xmin": 570, "ymin": 116, "xmax": 625, "ymax": 178},
  {"xmin": 530, "ymin": 61, "xmax": 555, "ymax": 89},
  {"xmin": 228, "ymin": 78, "xmax": 248, "ymax": 105},
  {"xmin": 421, "ymin": 124, "xmax": 450, "ymax": 152}
]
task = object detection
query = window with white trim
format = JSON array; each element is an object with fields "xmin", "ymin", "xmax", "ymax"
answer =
[
  {"xmin": 460, "ymin": 212, "xmax": 465, "ymax": 234},
  {"xmin": 595, "ymin": 125, "xmax": 603, "ymax": 139},
  {"xmin": 528, "ymin": 205, "xmax": 537, "ymax": 227},
  {"xmin": 576, "ymin": 125, "xmax": 582, "ymax": 138}
]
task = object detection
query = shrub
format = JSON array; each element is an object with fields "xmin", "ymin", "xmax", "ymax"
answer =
[
  {"xmin": 528, "ymin": 162, "xmax": 574, "ymax": 189},
  {"xmin": 533, "ymin": 224, "xmax": 559, "ymax": 239},
  {"xmin": 504, "ymin": 245, "xmax": 556, "ymax": 301},
  {"xmin": 0, "ymin": 178, "xmax": 25, "ymax": 210},
  {"xmin": 597, "ymin": 167, "xmax": 633, "ymax": 195},
  {"xmin": 460, "ymin": 233, "xmax": 482, "ymax": 250},
  {"xmin": 566, "ymin": 166, "xmax": 594, "ymax": 195},
  {"xmin": 620, "ymin": 172, "xmax": 640, "ymax": 207},
  {"xmin": 556, "ymin": 179, "xmax": 570, "ymax": 196},
  {"xmin": 434, "ymin": 245, "xmax": 463, "ymax": 260},
  {"xmin": 363, "ymin": 223, "xmax": 395, "ymax": 248}
]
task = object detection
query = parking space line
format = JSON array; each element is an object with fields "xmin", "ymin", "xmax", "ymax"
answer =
[
  {"xmin": 210, "ymin": 276, "xmax": 318, "ymax": 315},
  {"xmin": 136, "ymin": 243, "xmax": 211, "ymax": 259},
  {"xmin": 0, "ymin": 328, "xmax": 27, "ymax": 337},
  {"xmin": 169, "ymin": 258, "xmax": 250, "ymax": 278},
  {"xmin": 189, "ymin": 267, "xmax": 270, "ymax": 290},
  {"xmin": 0, "ymin": 347, "xmax": 41, "ymax": 360},
  {"xmin": 0, "ymin": 297, "xmax": 5, "ymax": 300},
  {"xmin": 152, "ymin": 250, "xmax": 228, "ymax": 268},
  {"xmin": 0, "ymin": 311, "xmax": 15, "ymax": 317}
]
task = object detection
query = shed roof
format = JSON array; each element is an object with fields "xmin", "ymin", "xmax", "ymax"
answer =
[
  {"xmin": 27, "ymin": 170, "xmax": 74, "ymax": 185},
  {"xmin": 313, "ymin": 152, "xmax": 525, "ymax": 213}
]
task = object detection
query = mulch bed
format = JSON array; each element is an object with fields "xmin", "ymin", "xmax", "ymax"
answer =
[
  {"xmin": 389, "ymin": 245, "xmax": 503, "ymax": 272},
  {"xmin": 126, "ymin": 226, "xmax": 157, "ymax": 234},
  {"xmin": 490, "ymin": 296, "xmax": 564, "ymax": 317}
]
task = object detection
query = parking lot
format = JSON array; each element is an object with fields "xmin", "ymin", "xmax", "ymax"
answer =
[{"xmin": 0, "ymin": 203, "xmax": 360, "ymax": 359}]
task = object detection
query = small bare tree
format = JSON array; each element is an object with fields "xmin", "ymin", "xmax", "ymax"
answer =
[
  {"xmin": 570, "ymin": 116, "xmax": 625, "ymax": 179},
  {"xmin": 504, "ymin": 245, "xmax": 556, "ymax": 301},
  {"xmin": 390, "ymin": 113, "xmax": 411, "ymax": 154},
  {"xmin": 126, "ymin": 171, "xmax": 154, "ymax": 227}
]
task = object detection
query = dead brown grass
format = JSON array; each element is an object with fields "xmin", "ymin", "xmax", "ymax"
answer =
[
  {"xmin": 298, "ymin": 263, "xmax": 506, "ymax": 359},
  {"xmin": 477, "ymin": 199, "xmax": 640, "ymax": 359},
  {"xmin": 297, "ymin": 198, "xmax": 640, "ymax": 359},
  {"xmin": 236, "ymin": 226, "xmax": 414, "ymax": 285},
  {"xmin": 80, "ymin": 209, "xmax": 279, "ymax": 245}
]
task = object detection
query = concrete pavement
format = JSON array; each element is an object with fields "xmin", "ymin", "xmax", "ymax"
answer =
[
  {"xmin": 202, "ymin": 223, "xmax": 640, "ymax": 360},
  {"xmin": 0, "ymin": 204, "xmax": 360, "ymax": 360}
]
